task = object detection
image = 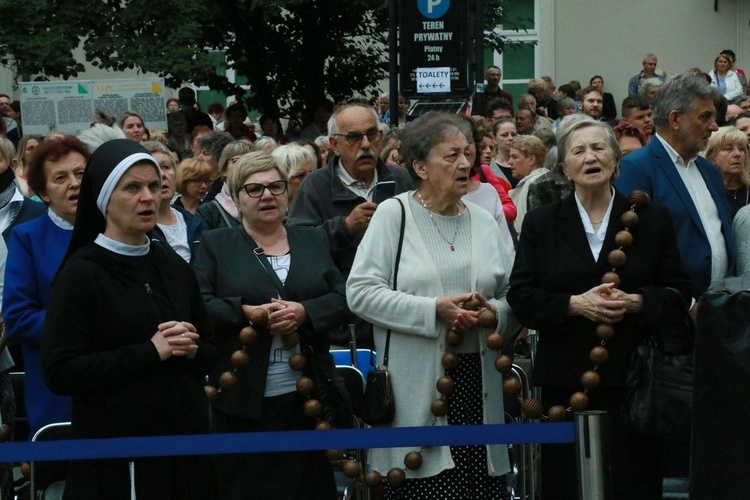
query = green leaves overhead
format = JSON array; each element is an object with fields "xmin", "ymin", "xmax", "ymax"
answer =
[{"xmin": 0, "ymin": 0, "xmax": 518, "ymax": 114}]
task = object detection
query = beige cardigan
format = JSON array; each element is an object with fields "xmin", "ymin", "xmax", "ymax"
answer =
[{"xmin": 346, "ymin": 192, "xmax": 519, "ymax": 479}]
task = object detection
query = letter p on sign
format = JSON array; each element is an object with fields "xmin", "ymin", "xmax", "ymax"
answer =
[{"xmin": 418, "ymin": 0, "xmax": 449, "ymax": 19}]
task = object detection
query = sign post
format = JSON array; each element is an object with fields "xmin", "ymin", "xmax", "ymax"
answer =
[{"xmin": 398, "ymin": 0, "xmax": 472, "ymax": 100}]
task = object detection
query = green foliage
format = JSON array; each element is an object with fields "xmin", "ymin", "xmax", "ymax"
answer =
[
  {"xmin": 0, "ymin": 0, "xmax": 520, "ymax": 114},
  {"xmin": 484, "ymin": 0, "xmax": 536, "ymax": 54}
]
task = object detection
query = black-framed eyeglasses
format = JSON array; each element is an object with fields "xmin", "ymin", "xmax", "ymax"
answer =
[
  {"xmin": 242, "ymin": 180, "xmax": 288, "ymax": 198},
  {"xmin": 334, "ymin": 129, "xmax": 383, "ymax": 145}
]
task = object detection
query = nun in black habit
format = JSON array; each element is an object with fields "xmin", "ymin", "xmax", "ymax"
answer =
[{"xmin": 40, "ymin": 140, "xmax": 217, "ymax": 499}]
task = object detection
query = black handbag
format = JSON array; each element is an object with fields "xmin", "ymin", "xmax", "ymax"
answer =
[
  {"xmin": 361, "ymin": 363, "xmax": 396, "ymax": 426},
  {"xmin": 621, "ymin": 288, "xmax": 694, "ymax": 442},
  {"xmin": 361, "ymin": 199, "xmax": 405, "ymax": 426}
]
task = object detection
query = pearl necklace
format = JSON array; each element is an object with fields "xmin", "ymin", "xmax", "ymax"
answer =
[{"xmin": 416, "ymin": 190, "xmax": 461, "ymax": 251}]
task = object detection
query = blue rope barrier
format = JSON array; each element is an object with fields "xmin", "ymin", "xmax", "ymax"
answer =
[{"xmin": 0, "ymin": 423, "xmax": 574, "ymax": 462}]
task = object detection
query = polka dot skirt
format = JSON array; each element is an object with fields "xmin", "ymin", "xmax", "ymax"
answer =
[{"xmin": 383, "ymin": 353, "xmax": 510, "ymax": 500}]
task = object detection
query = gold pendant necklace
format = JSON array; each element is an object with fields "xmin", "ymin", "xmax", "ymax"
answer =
[{"xmin": 416, "ymin": 191, "xmax": 461, "ymax": 251}]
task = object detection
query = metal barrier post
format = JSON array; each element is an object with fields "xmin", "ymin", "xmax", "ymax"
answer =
[
  {"xmin": 525, "ymin": 329, "xmax": 542, "ymax": 499},
  {"xmin": 574, "ymin": 411, "xmax": 610, "ymax": 500}
]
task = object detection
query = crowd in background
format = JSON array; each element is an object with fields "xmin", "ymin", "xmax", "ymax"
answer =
[{"xmin": 0, "ymin": 49, "xmax": 744, "ymax": 498}]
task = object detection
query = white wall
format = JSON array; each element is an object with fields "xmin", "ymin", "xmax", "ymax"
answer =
[
  {"xmin": 0, "ymin": 45, "xmax": 175, "ymax": 100},
  {"xmin": 548, "ymin": 0, "xmax": 744, "ymax": 116}
]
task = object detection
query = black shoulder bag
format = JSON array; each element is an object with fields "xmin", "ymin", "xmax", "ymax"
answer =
[
  {"xmin": 621, "ymin": 287, "xmax": 694, "ymax": 442},
  {"xmin": 361, "ymin": 199, "xmax": 406, "ymax": 426},
  {"xmin": 250, "ymin": 234, "xmax": 355, "ymax": 429}
]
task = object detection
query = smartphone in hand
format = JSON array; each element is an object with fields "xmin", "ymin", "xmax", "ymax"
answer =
[{"xmin": 373, "ymin": 180, "xmax": 397, "ymax": 204}]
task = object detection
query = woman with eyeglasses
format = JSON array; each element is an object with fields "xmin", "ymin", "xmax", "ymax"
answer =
[
  {"xmin": 174, "ymin": 158, "xmax": 214, "ymax": 214},
  {"xmin": 197, "ymin": 139, "xmax": 255, "ymax": 229},
  {"xmin": 193, "ymin": 151, "xmax": 350, "ymax": 500}
]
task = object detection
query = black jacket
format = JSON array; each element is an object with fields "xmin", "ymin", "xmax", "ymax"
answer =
[
  {"xmin": 508, "ymin": 192, "xmax": 692, "ymax": 388},
  {"xmin": 149, "ymin": 205, "xmax": 206, "ymax": 262},
  {"xmin": 286, "ymin": 156, "xmax": 413, "ymax": 278},
  {"xmin": 41, "ymin": 241, "xmax": 216, "ymax": 498},
  {"xmin": 192, "ymin": 225, "xmax": 350, "ymax": 419}
]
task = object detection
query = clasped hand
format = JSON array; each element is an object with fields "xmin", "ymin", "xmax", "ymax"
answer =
[
  {"xmin": 569, "ymin": 283, "xmax": 643, "ymax": 324},
  {"xmin": 151, "ymin": 321, "xmax": 200, "ymax": 361},
  {"xmin": 242, "ymin": 299, "xmax": 307, "ymax": 336},
  {"xmin": 436, "ymin": 292, "xmax": 488, "ymax": 333}
]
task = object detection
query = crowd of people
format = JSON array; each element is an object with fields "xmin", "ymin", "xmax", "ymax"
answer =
[{"xmin": 0, "ymin": 51, "xmax": 744, "ymax": 498}]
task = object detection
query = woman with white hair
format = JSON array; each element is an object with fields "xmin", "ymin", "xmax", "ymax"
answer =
[
  {"xmin": 704, "ymin": 126, "xmax": 750, "ymax": 217},
  {"xmin": 271, "ymin": 143, "xmax": 316, "ymax": 202}
]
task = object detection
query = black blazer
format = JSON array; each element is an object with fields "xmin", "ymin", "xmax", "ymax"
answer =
[
  {"xmin": 507, "ymin": 192, "xmax": 692, "ymax": 388},
  {"xmin": 192, "ymin": 225, "xmax": 351, "ymax": 419},
  {"xmin": 602, "ymin": 92, "xmax": 617, "ymax": 122}
]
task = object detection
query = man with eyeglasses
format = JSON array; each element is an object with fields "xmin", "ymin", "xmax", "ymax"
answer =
[
  {"xmin": 194, "ymin": 131, "xmax": 233, "ymax": 203},
  {"xmin": 288, "ymin": 103, "xmax": 413, "ymax": 347}
]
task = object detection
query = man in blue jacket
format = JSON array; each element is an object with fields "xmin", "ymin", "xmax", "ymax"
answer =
[{"xmin": 617, "ymin": 71, "xmax": 733, "ymax": 302}]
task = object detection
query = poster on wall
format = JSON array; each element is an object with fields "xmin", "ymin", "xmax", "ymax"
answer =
[
  {"xmin": 20, "ymin": 78, "xmax": 167, "ymax": 137},
  {"xmin": 92, "ymin": 79, "xmax": 167, "ymax": 130},
  {"xmin": 20, "ymin": 81, "xmax": 95, "ymax": 137}
]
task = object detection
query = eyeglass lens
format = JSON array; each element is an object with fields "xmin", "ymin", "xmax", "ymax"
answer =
[{"xmin": 243, "ymin": 180, "xmax": 288, "ymax": 197}]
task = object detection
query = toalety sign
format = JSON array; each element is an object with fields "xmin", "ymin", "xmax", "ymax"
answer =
[{"xmin": 400, "ymin": 0, "xmax": 471, "ymax": 98}]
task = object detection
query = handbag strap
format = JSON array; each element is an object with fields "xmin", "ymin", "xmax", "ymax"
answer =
[
  {"xmin": 382, "ymin": 198, "xmax": 406, "ymax": 367},
  {"xmin": 212, "ymin": 199, "xmax": 238, "ymax": 228},
  {"xmin": 238, "ymin": 226, "xmax": 289, "ymax": 300}
]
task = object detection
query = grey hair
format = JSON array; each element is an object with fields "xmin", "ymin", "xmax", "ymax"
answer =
[
  {"xmin": 271, "ymin": 143, "xmax": 316, "ymax": 178},
  {"xmin": 218, "ymin": 139, "xmax": 255, "ymax": 173},
  {"xmin": 543, "ymin": 146, "xmax": 558, "ymax": 171},
  {"xmin": 556, "ymin": 117, "xmax": 622, "ymax": 181},
  {"xmin": 638, "ymin": 77, "xmax": 663, "ymax": 96},
  {"xmin": 0, "ymin": 136, "xmax": 14, "ymax": 165},
  {"xmin": 532, "ymin": 127, "xmax": 556, "ymax": 149},
  {"xmin": 555, "ymin": 114, "xmax": 592, "ymax": 140},
  {"xmin": 327, "ymin": 103, "xmax": 380, "ymax": 136},
  {"xmin": 642, "ymin": 53, "xmax": 657, "ymax": 64},
  {"xmin": 141, "ymin": 141, "xmax": 175, "ymax": 168},
  {"xmin": 400, "ymin": 112, "xmax": 472, "ymax": 184},
  {"xmin": 77, "ymin": 124, "xmax": 126, "ymax": 153},
  {"xmin": 652, "ymin": 71, "xmax": 722, "ymax": 129},
  {"xmin": 254, "ymin": 137, "xmax": 278, "ymax": 153},
  {"xmin": 558, "ymin": 97, "xmax": 575, "ymax": 110}
]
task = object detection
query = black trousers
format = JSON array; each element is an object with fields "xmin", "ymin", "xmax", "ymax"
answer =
[{"xmin": 212, "ymin": 391, "xmax": 337, "ymax": 500}]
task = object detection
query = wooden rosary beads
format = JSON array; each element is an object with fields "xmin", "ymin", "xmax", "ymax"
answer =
[
  {"xmin": 341, "ymin": 296, "xmax": 502, "ymax": 490},
  {"xmin": 501, "ymin": 190, "xmax": 652, "ymax": 422}
]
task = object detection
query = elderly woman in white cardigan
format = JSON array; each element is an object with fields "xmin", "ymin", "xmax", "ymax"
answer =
[{"xmin": 347, "ymin": 112, "xmax": 519, "ymax": 499}]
